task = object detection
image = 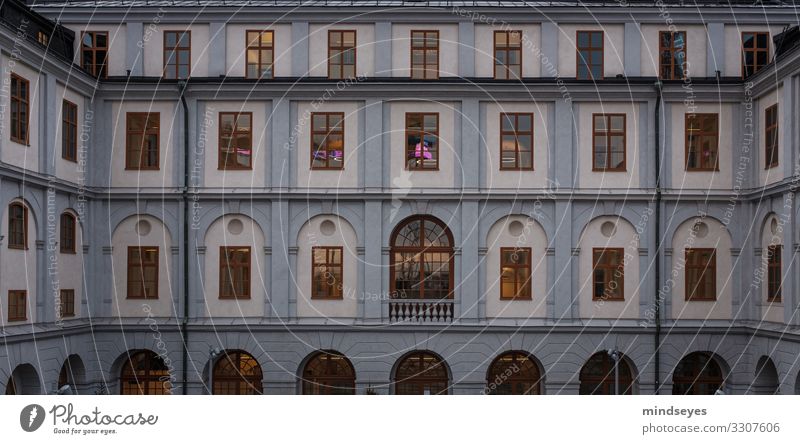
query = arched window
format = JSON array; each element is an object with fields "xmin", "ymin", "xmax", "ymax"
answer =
[
  {"xmin": 8, "ymin": 203, "xmax": 27, "ymax": 249},
  {"xmin": 672, "ymin": 352, "xmax": 723, "ymax": 395},
  {"xmin": 60, "ymin": 213, "xmax": 76, "ymax": 254},
  {"xmin": 390, "ymin": 216, "xmax": 454, "ymax": 299},
  {"xmin": 302, "ymin": 351, "xmax": 356, "ymax": 395},
  {"xmin": 212, "ymin": 351, "xmax": 262, "ymax": 395},
  {"xmin": 579, "ymin": 352, "xmax": 633, "ymax": 395},
  {"xmin": 394, "ymin": 351, "xmax": 449, "ymax": 395},
  {"xmin": 5, "ymin": 377, "xmax": 15, "ymax": 395},
  {"xmin": 486, "ymin": 352, "xmax": 541, "ymax": 395},
  {"xmin": 119, "ymin": 350, "xmax": 171, "ymax": 395}
]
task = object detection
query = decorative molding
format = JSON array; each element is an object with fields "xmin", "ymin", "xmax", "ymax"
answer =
[
  {"xmin": 288, "ymin": 246, "xmax": 299, "ymax": 255},
  {"xmin": 196, "ymin": 246, "xmax": 207, "ymax": 255},
  {"xmin": 82, "ymin": 245, "xmax": 90, "ymax": 254},
  {"xmin": 381, "ymin": 247, "xmax": 390, "ymax": 255},
  {"xmin": 571, "ymin": 248, "xmax": 580, "ymax": 256},
  {"xmin": 356, "ymin": 247, "xmax": 365, "ymax": 255},
  {"xmin": 546, "ymin": 247, "xmax": 555, "ymax": 256},
  {"xmin": 171, "ymin": 246, "xmax": 181, "ymax": 255},
  {"xmin": 36, "ymin": 240, "xmax": 45, "ymax": 250},
  {"xmin": 638, "ymin": 248, "xmax": 648, "ymax": 256},
  {"xmin": 478, "ymin": 247, "xmax": 488, "ymax": 256},
  {"xmin": 794, "ymin": 243, "xmax": 800, "ymax": 253},
  {"xmin": 664, "ymin": 248, "xmax": 673, "ymax": 257},
  {"xmin": 102, "ymin": 246, "xmax": 113, "ymax": 255},
  {"xmin": 730, "ymin": 248, "xmax": 741, "ymax": 257},
  {"xmin": 263, "ymin": 247, "xmax": 272, "ymax": 255},
  {"xmin": 453, "ymin": 247, "xmax": 462, "ymax": 255},
  {"xmin": 753, "ymin": 247, "xmax": 763, "ymax": 257}
]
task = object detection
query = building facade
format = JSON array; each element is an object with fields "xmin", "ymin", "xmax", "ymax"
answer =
[{"xmin": 1, "ymin": 0, "xmax": 799, "ymax": 395}]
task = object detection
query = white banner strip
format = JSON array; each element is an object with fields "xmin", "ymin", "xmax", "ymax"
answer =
[{"xmin": 2, "ymin": 396, "xmax": 799, "ymax": 443}]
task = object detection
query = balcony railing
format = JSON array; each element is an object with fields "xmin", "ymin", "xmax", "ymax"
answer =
[{"xmin": 389, "ymin": 299, "xmax": 453, "ymax": 322}]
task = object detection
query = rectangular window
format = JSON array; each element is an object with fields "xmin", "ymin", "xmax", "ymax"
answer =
[
  {"xmin": 500, "ymin": 247, "xmax": 531, "ymax": 300},
  {"xmin": 765, "ymin": 104, "xmax": 779, "ymax": 169},
  {"xmin": 10, "ymin": 73, "xmax": 29, "ymax": 144},
  {"xmin": 219, "ymin": 112, "xmax": 252, "ymax": 170},
  {"xmin": 312, "ymin": 246, "xmax": 343, "ymax": 299},
  {"xmin": 576, "ymin": 31, "xmax": 603, "ymax": 80},
  {"xmin": 659, "ymin": 31, "xmax": 687, "ymax": 80},
  {"xmin": 60, "ymin": 213, "xmax": 76, "ymax": 254},
  {"xmin": 220, "ymin": 247, "xmax": 251, "ymax": 299},
  {"xmin": 246, "ymin": 30, "xmax": 274, "ymax": 79},
  {"xmin": 494, "ymin": 30, "xmax": 522, "ymax": 80},
  {"xmin": 127, "ymin": 246, "xmax": 159, "ymax": 299},
  {"xmin": 81, "ymin": 31, "xmax": 108, "ymax": 78},
  {"xmin": 592, "ymin": 114, "xmax": 626, "ymax": 171},
  {"xmin": 62, "ymin": 100, "xmax": 78, "ymax": 162},
  {"xmin": 311, "ymin": 112, "xmax": 344, "ymax": 169},
  {"xmin": 685, "ymin": 248, "xmax": 716, "ymax": 301},
  {"xmin": 405, "ymin": 113, "xmax": 439, "ymax": 170},
  {"xmin": 500, "ymin": 113, "xmax": 533, "ymax": 170},
  {"xmin": 767, "ymin": 245, "xmax": 782, "ymax": 303},
  {"xmin": 125, "ymin": 113, "xmax": 160, "ymax": 170},
  {"xmin": 60, "ymin": 289, "xmax": 75, "ymax": 318},
  {"xmin": 328, "ymin": 30, "xmax": 356, "ymax": 79},
  {"xmin": 37, "ymin": 31, "xmax": 49, "ymax": 46},
  {"xmin": 742, "ymin": 32, "xmax": 769, "ymax": 77},
  {"xmin": 8, "ymin": 290, "xmax": 26, "ymax": 322},
  {"xmin": 411, "ymin": 30, "xmax": 439, "ymax": 79},
  {"xmin": 685, "ymin": 113, "xmax": 719, "ymax": 171},
  {"xmin": 163, "ymin": 30, "xmax": 191, "ymax": 79},
  {"xmin": 8, "ymin": 204, "xmax": 27, "ymax": 249},
  {"xmin": 593, "ymin": 248, "xmax": 624, "ymax": 301}
]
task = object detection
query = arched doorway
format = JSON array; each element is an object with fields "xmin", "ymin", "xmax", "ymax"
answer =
[
  {"xmin": 390, "ymin": 216, "xmax": 454, "ymax": 300},
  {"xmin": 301, "ymin": 351, "xmax": 356, "ymax": 395},
  {"xmin": 672, "ymin": 352, "xmax": 724, "ymax": 395},
  {"xmin": 752, "ymin": 356, "xmax": 779, "ymax": 394},
  {"xmin": 486, "ymin": 351, "xmax": 542, "ymax": 395},
  {"xmin": 6, "ymin": 364, "xmax": 42, "ymax": 395},
  {"xmin": 5, "ymin": 377, "xmax": 16, "ymax": 395},
  {"xmin": 119, "ymin": 350, "xmax": 172, "ymax": 395},
  {"xmin": 58, "ymin": 355, "xmax": 86, "ymax": 394},
  {"xmin": 579, "ymin": 352, "xmax": 634, "ymax": 395},
  {"xmin": 393, "ymin": 351, "xmax": 449, "ymax": 395},
  {"xmin": 212, "ymin": 350, "xmax": 263, "ymax": 395}
]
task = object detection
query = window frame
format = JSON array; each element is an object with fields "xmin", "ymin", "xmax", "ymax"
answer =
[
  {"xmin": 219, "ymin": 246, "xmax": 251, "ymax": 300},
  {"xmin": 163, "ymin": 30, "xmax": 191, "ymax": 79},
  {"xmin": 80, "ymin": 31, "xmax": 109, "ymax": 78},
  {"xmin": 62, "ymin": 99, "xmax": 78, "ymax": 162},
  {"xmin": 310, "ymin": 112, "xmax": 345, "ymax": 170},
  {"xmin": 685, "ymin": 248, "xmax": 717, "ymax": 301},
  {"xmin": 389, "ymin": 216, "xmax": 455, "ymax": 300},
  {"xmin": 59, "ymin": 289, "xmax": 75, "ymax": 318},
  {"xmin": 741, "ymin": 31, "xmax": 770, "ymax": 78},
  {"xmin": 327, "ymin": 30, "xmax": 357, "ymax": 80},
  {"xmin": 405, "ymin": 112, "xmax": 440, "ymax": 171},
  {"xmin": 764, "ymin": 104, "xmax": 779, "ymax": 169},
  {"xmin": 125, "ymin": 112, "xmax": 161, "ymax": 170},
  {"xmin": 658, "ymin": 30, "xmax": 687, "ymax": 80},
  {"xmin": 591, "ymin": 113, "xmax": 627, "ymax": 172},
  {"xmin": 494, "ymin": 30, "xmax": 522, "ymax": 80},
  {"xmin": 410, "ymin": 30, "xmax": 439, "ymax": 80},
  {"xmin": 8, "ymin": 203, "xmax": 28, "ymax": 250},
  {"xmin": 10, "ymin": 73, "xmax": 30, "ymax": 145},
  {"xmin": 218, "ymin": 112, "xmax": 253, "ymax": 170},
  {"xmin": 127, "ymin": 246, "xmax": 159, "ymax": 300},
  {"xmin": 767, "ymin": 245, "xmax": 782, "ymax": 303},
  {"xmin": 499, "ymin": 247, "xmax": 532, "ymax": 300},
  {"xmin": 311, "ymin": 246, "xmax": 344, "ymax": 300},
  {"xmin": 499, "ymin": 112, "xmax": 534, "ymax": 171},
  {"xmin": 60, "ymin": 212, "xmax": 77, "ymax": 254},
  {"xmin": 685, "ymin": 113, "xmax": 719, "ymax": 172},
  {"xmin": 8, "ymin": 290, "xmax": 26, "ymax": 322},
  {"xmin": 245, "ymin": 29, "xmax": 274, "ymax": 79},
  {"xmin": 592, "ymin": 247, "xmax": 625, "ymax": 301},
  {"xmin": 576, "ymin": 30, "xmax": 604, "ymax": 80}
]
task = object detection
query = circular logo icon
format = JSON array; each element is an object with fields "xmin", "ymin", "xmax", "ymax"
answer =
[{"xmin": 20, "ymin": 404, "xmax": 45, "ymax": 432}]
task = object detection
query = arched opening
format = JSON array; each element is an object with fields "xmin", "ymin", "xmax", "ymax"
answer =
[
  {"xmin": 486, "ymin": 351, "xmax": 542, "ymax": 395},
  {"xmin": 393, "ymin": 351, "xmax": 449, "ymax": 395},
  {"xmin": 7, "ymin": 202, "xmax": 28, "ymax": 249},
  {"xmin": 301, "ymin": 351, "xmax": 356, "ymax": 395},
  {"xmin": 390, "ymin": 215, "xmax": 454, "ymax": 300},
  {"xmin": 119, "ymin": 350, "xmax": 172, "ymax": 395},
  {"xmin": 752, "ymin": 356, "xmax": 779, "ymax": 394},
  {"xmin": 6, "ymin": 364, "xmax": 42, "ymax": 394},
  {"xmin": 212, "ymin": 350, "xmax": 262, "ymax": 395},
  {"xmin": 672, "ymin": 352, "xmax": 724, "ymax": 395},
  {"xmin": 579, "ymin": 352, "xmax": 634, "ymax": 395},
  {"xmin": 59, "ymin": 212, "xmax": 77, "ymax": 254},
  {"xmin": 58, "ymin": 355, "xmax": 86, "ymax": 394}
]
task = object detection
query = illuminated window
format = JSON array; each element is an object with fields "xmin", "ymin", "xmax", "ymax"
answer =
[
  {"xmin": 494, "ymin": 30, "xmax": 522, "ymax": 80},
  {"xmin": 394, "ymin": 352, "xmax": 448, "ymax": 395},
  {"xmin": 59, "ymin": 289, "xmax": 75, "ymax": 318},
  {"xmin": 486, "ymin": 352, "xmax": 541, "ymax": 395},
  {"xmin": 592, "ymin": 248, "xmax": 624, "ymax": 301},
  {"xmin": 672, "ymin": 352, "xmax": 723, "ymax": 395},
  {"xmin": 500, "ymin": 113, "xmax": 533, "ymax": 170},
  {"xmin": 579, "ymin": 352, "xmax": 633, "ymax": 395},
  {"xmin": 592, "ymin": 114, "xmax": 626, "ymax": 171},
  {"xmin": 500, "ymin": 248, "xmax": 531, "ymax": 300},
  {"xmin": 245, "ymin": 30, "xmax": 274, "ymax": 79},
  {"xmin": 212, "ymin": 351, "xmax": 263, "ymax": 395},
  {"xmin": 411, "ymin": 30, "xmax": 439, "ymax": 79},
  {"xmin": 127, "ymin": 247, "xmax": 159, "ymax": 299},
  {"xmin": 302, "ymin": 351, "xmax": 355, "ymax": 395},
  {"xmin": 659, "ymin": 31, "xmax": 687, "ymax": 80},
  {"xmin": 312, "ymin": 247, "xmax": 343, "ymax": 299},
  {"xmin": 311, "ymin": 112, "xmax": 344, "ymax": 169},
  {"xmin": 328, "ymin": 30, "xmax": 356, "ymax": 79},
  {"xmin": 390, "ymin": 216, "xmax": 454, "ymax": 300},
  {"xmin": 119, "ymin": 350, "xmax": 171, "ymax": 395},
  {"xmin": 685, "ymin": 113, "xmax": 719, "ymax": 171},
  {"xmin": 125, "ymin": 113, "xmax": 160, "ymax": 170}
]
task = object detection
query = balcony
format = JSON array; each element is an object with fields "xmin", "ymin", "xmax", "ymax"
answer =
[{"xmin": 389, "ymin": 299, "xmax": 453, "ymax": 323}]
